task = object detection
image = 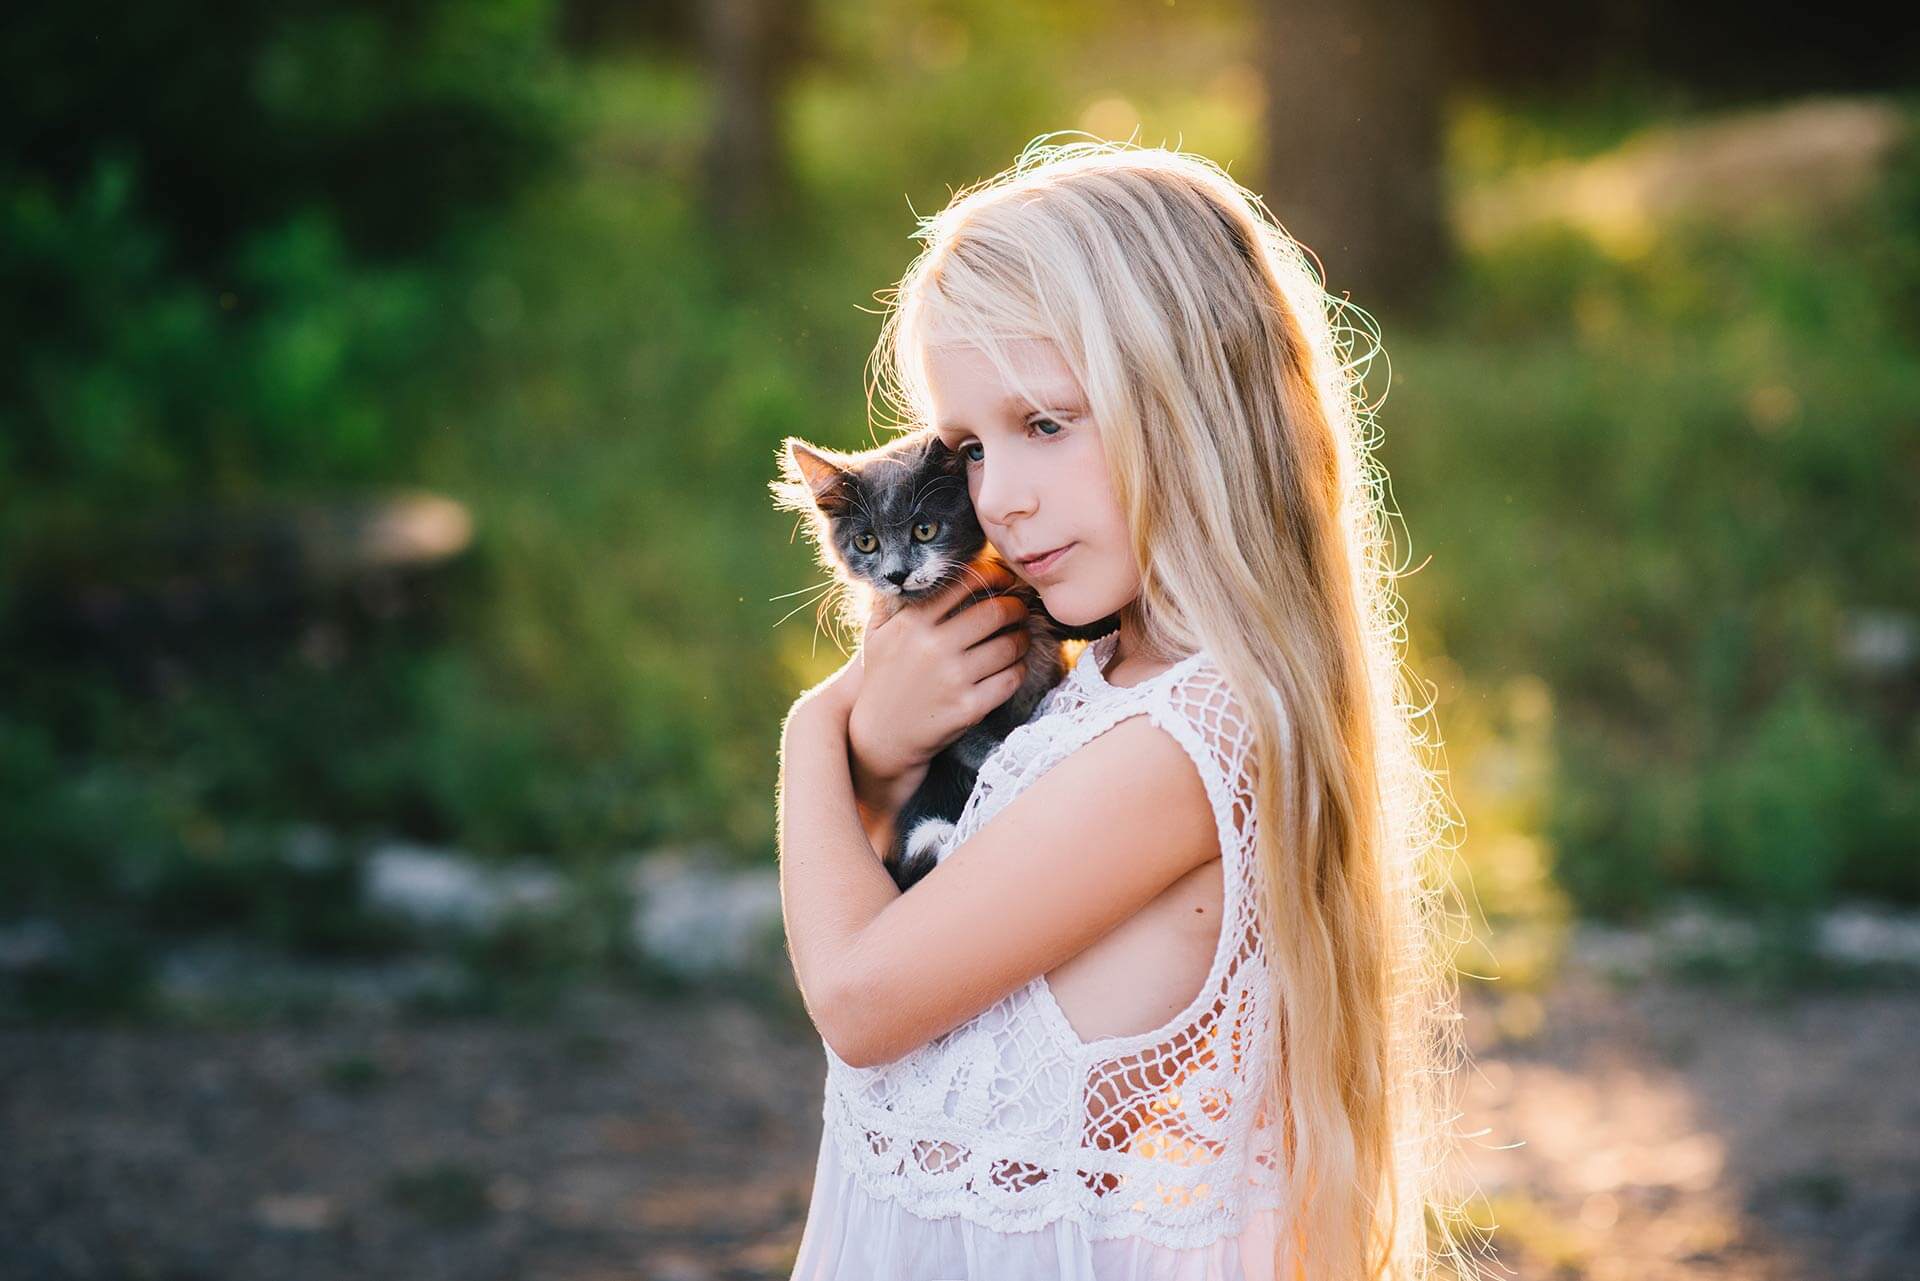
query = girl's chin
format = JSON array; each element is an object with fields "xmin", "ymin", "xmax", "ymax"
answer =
[{"xmin": 1034, "ymin": 588, "xmax": 1101, "ymax": 627}]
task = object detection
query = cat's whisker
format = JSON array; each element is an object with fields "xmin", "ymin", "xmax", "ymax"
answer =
[
  {"xmin": 812, "ymin": 590, "xmax": 855, "ymax": 660},
  {"xmin": 952, "ymin": 563, "xmax": 1000, "ymax": 597},
  {"xmin": 773, "ymin": 601, "xmax": 819, "ymax": 630},
  {"xmin": 774, "ymin": 582, "xmax": 840, "ymax": 630},
  {"xmin": 769, "ymin": 579, "xmax": 836, "ymax": 601},
  {"xmin": 913, "ymin": 476, "xmax": 962, "ymax": 508}
]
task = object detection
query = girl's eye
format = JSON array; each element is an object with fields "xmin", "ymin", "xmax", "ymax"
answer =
[
  {"xmin": 853, "ymin": 531, "xmax": 878, "ymax": 554},
  {"xmin": 961, "ymin": 443, "xmax": 984, "ymax": 464},
  {"xmin": 911, "ymin": 521, "xmax": 939, "ymax": 542},
  {"xmin": 1031, "ymin": 417, "xmax": 1063, "ymax": 436},
  {"xmin": 955, "ymin": 418, "xmax": 1065, "ymax": 466}
]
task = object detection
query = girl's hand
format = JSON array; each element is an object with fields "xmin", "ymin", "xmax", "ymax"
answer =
[
  {"xmin": 786, "ymin": 653, "xmax": 865, "ymax": 730},
  {"xmin": 848, "ymin": 562, "xmax": 1031, "ymax": 789}
]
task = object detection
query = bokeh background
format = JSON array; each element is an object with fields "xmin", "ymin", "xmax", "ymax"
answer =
[{"xmin": 2, "ymin": 3, "xmax": 1916, "ymax": 1278}]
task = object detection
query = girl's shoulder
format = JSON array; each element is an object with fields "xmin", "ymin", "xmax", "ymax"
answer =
[
  {"xmin": 1046, "ymin": 636, "xmax": 1259, "ymax": 796},
  {"xmin": 956, "ymin": 641, "xmax": 1260, "ymax": 870}
]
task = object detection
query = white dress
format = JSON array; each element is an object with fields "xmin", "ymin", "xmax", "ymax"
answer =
[{"xmin": 790, "ymin": 632, "xmax": 1295, "ymax": 1280}]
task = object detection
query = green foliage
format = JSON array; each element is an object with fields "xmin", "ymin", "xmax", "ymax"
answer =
[
  {"xmin": 1701, "ymin": 681, "xmax": 1916, "ymax": 912},
  {"xmin": 0, "ymin": 162, "xmax": 438, "ymax": 496},
  {"xmin": 0, "ymin": 707, "xmax": 404, "ymax": 954},
  {"xmin": 1390, "ymin": 97, "xmax": 1920, "ymax": 918},
  {"xmin": 1542, "ymin": 727, "xmax": 1684, "ymax": 921},
  {"xmin": 0, "ymin": 0, "xmax": 574, "ymax": 502},
  {"xmin": 4, "ymin": 7, "xmax": 1917, "ymax": 997},
  {"xmin": 0, "ymin": 1, "xmax": 593, "ymax": 944}
]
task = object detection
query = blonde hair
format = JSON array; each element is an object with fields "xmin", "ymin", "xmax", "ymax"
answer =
[{"xmin": 866, "ymin": 136, "xmax": 1477, "ymax": 1281}]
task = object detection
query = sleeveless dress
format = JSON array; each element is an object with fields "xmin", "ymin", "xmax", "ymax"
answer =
[{"xmin": 789, "ymin": 632, "xmax": 1295, "ymax": 1280}]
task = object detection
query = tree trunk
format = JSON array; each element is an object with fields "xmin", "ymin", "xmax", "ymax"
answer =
[
  {"xmin": 1257, "ymin": 0, "xmax": 1450, "ymax": 314},
  {"xmin": 699, "ymin": 0, "xmax": 811, "ymax": 234}
]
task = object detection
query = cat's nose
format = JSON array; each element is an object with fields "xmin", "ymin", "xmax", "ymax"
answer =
[{"xmin": 885, "ymin": 570, "xmax": 908, "ymax": 587}]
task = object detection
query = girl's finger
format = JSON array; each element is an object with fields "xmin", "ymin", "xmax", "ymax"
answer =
[
  {"xmin": 932, "ymin": 558, "xmax": 1017, "ymax": 622},
  {"xmin": 961, "ymin": 628, "xmax": 1026, "ymax": 683},
  {"xmin": 924, "ymin": 571, "xmax": 987, "ymax": 622},
  {"xmin": 866, "ymin": 593, "xmax": 904, "ymax": 635},
  {"xmin": 971, "ymin": 662, "xmax": 1025, "ymax": 719},
  {"xmin": 952, "ymin": 592, "xmax": 1028, "ymax": 649},
  {"xmin": 960, "ymin": 558, "xmax": 1014, "ymax": 598},
  {"xmin": 978, "ymin": 556, "xmax": 1020, "ymax": 588}
]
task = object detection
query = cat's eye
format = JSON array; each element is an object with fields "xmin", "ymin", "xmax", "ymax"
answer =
[
  {"xmin": 911, "ymin": 521, "xmax": 939, "ymax": 542},
  {"xmin": 853, "ymin": 531, "xmax": 878, "ymax": 554}
]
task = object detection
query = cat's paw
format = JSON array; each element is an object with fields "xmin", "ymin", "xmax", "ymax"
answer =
[{"xmin": 902, "ymin": 817, "xmax": 958, "ymax": 869}]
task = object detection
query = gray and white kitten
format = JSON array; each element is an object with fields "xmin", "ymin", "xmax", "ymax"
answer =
[{"xmin": 771, "ymin": 427, "xmax": 1116, "ymax": 891}]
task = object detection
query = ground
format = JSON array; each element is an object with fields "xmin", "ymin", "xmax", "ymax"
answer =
[{"xmin": 2, "ymin": 954, "xmax": 1914, "ymax": 1280}]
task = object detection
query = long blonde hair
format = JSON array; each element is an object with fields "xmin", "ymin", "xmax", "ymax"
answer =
[{"xmin": 866, "ymin": 137, "xmax": 1476, "ymax": 1281}]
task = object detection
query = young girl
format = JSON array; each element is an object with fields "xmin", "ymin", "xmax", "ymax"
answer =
[{"xmin": 777, "ymin": 138, "xmax": 1469, "ymax": 1281}]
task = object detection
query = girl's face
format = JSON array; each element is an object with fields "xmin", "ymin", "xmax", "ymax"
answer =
[{"xmin": 923, "ymin": 336, "xmax": 1139, "ymax": 627}]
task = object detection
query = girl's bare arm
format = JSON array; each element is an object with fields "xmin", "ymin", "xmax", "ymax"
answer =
[{"xmin": 778, "ymin": 688, "xmax": 1217, "ymax": 1069}]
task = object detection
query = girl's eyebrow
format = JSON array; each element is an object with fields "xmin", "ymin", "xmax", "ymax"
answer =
[{"xmin": 937, "ymin": 390, "xmax": 1083, "ymax": 435}]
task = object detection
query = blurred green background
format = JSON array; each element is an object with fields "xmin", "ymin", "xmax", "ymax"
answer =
[
  {"xmin": 2, "ymin": 2, "xmax": 1916, "ymax": 1277},
  {"xmin": 5, "ymin": 0, "xmax": 1914, "ymax": 1000}
]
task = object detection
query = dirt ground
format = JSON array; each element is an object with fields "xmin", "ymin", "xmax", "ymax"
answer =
[{"xmin": 2, "ymin": 953, "xmax": 1914, "ymax": 1281}]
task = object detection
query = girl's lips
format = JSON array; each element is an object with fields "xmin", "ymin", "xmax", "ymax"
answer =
[{"xmin": 1019, "ymin": 543, "xmax": 1074, "ymax": 576}]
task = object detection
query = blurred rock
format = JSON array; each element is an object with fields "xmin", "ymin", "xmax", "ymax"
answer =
[
  {"xmin": 1839, "ymin": 609, "xmax": 1918, "ymax": 677},
  {"xmin": 252, "ymin": 1193, "xmax": 338, "ymax": 1232},
  {"xmin": 646, "ymin": 1250, "xmax": 716, "ymax": 1281},
  {"xmin": 1571, "ymin": 921, "xmax": 1658, "ymax": 981},
  {"xmin": 363, "ymin": 843, "xmax": 568, "ymax": 932},
  {"xmin": 155, "ymin": 940, "xmax": 469, "ymax": 1019},
  {"xmin": 1660, "ymin": 901, "xmax": 1761, "ymax": 961},
  {"xmin": 626, "ymin": 846, "xmax": 782, "ymax": 979},
  {"xmin": 1818, "ymin": 903, "xmax": 1920, "ymax": 969},
  {"xmin": 1572, "ymin": 898, "xmax": 1920, "ymax": 980},
  {"xmin": 0, "ymin": 919, "xmax": 69, "ymax": 973},
  {"xmin": 280, "ymin": 823, "xmax": 345, "ymax": 872}
]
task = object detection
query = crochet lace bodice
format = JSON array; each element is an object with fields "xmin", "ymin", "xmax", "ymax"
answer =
[{"xmin": 817, "ymin": 631, "xmax": 1290, "ymax": 1251}]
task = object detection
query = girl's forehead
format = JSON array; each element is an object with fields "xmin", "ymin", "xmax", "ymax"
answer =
[
  {"xmin": 923, "ymin": 331, "xmax": 1064, "ymax": 372},
  {"xmin": 923, "ymin": 339, "xmax": 1083, "ymax": 409}
]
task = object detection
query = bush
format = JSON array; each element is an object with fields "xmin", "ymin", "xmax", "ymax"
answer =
[
  {"xmin": 0, "ymin": 0, "xmax": 575, "ymax": 505},
  {"xmin": 1701, "ymin": 681, "xmax": 1914, "ymax": 913},
  {"xmin": 1390, "ymin": 96, "xmax": 1920, "ymax": 916}
]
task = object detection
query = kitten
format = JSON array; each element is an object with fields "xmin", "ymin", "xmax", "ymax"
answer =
[{"xmin": 771, "ymin": 427, "xmax": 1116, "ymax": 891}]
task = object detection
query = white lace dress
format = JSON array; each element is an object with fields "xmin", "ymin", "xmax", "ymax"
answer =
[{"xmin": 790, "ymin": 632, "xmax": 1294, "ymax": 1280}]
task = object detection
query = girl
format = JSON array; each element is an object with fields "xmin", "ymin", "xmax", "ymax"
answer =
[{"xmin": 777, "ymin": 138, "xmax": 1471, "ymax": 1281}]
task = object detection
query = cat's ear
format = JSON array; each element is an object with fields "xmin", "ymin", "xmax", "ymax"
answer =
[
  {"xmin": 786, "ymin": 438, "xmax": 848, "ymax": 496},
  {"xmin": 928, "ymin": 434, "xmax": 967, "ymax": 475},
  {"xmin": 771, "ymin": 437, "xmax": 849, "ymax": 514}
]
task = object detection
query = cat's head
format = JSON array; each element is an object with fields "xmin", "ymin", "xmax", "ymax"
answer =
[{"xmin": 771, "ymin": 428, "xmax": 987, "ymax": 601}]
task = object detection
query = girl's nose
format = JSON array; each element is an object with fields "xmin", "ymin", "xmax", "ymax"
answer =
[{"xmin": 974, "ymin": 460, "xmax": 1036, "ymax": 526}]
